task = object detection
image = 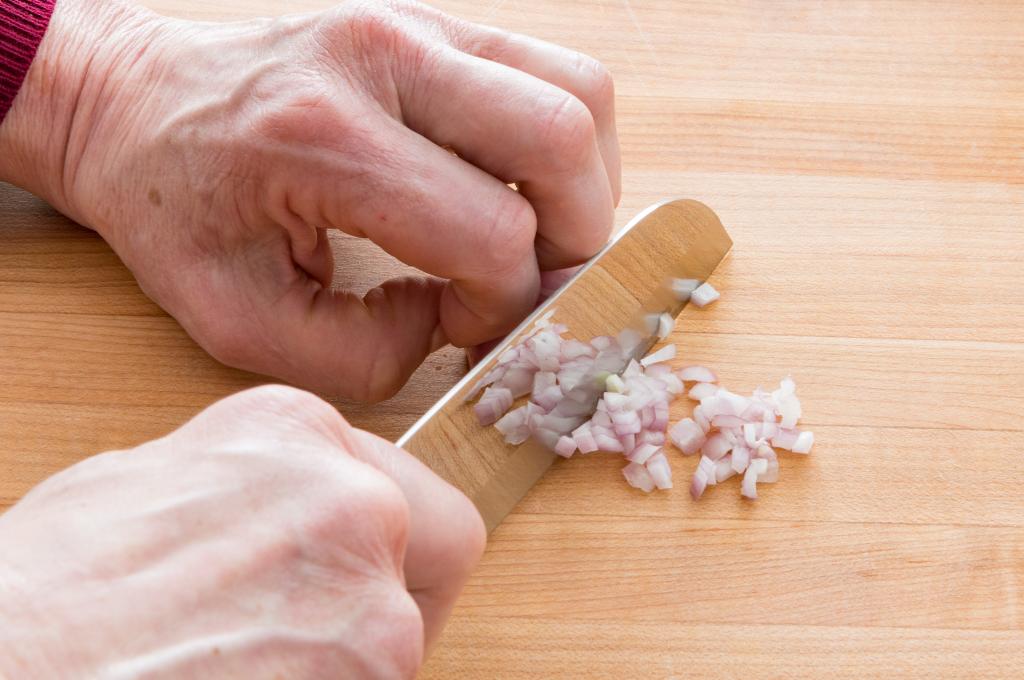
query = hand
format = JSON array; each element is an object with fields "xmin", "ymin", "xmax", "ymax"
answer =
[
  {"xmin": 0, "ymin": 0, "xmax": 620, "ymax": 401},
  {"xmin": 0, "ymin": 385, "xmax": 485, "ymax": 678}
]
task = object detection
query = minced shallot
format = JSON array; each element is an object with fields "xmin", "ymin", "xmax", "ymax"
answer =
[{"xmin": 466, "ymin": 284, "xmax": 812, "ymax": 500}]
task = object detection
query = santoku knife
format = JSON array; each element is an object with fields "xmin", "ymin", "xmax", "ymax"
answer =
[{"xmin": 398, "ymin": 199, "xmax": 732, "ymax": 532}]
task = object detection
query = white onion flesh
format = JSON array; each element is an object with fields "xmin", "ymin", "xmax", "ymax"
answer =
[
  {"xmin": 640, "ymin": 343, "xmax": 676, "ymax": 367},
  {"xmin": 679, "ymin": 366, "xmax": 718, "ymax": 384},
  {"xmin": 554, "ymin": 435, "xmax": 577, "ymax": 458},
  {"xmin": 687, "ymin": 382, "xmax": 718, "ymax": 401},
  {"xmin": 791, "ymin": 431, "xmax": 814, "ymax": 454},
  {"xmin": 656, "ymin": 313, "xmax": 674, "ymax": 340},
  {"xmin": 646, "ymin": 452, "xmax": 673, "ymax": 489},
  {"xmin": 671, "ymin": 278, "xmax": 701, "ymax": 301},
  {"xmin": 731, "ymin": 444, "xmax": 750, "ymax": 473},
  {"xmin": 622, "ymin": 461, "xmax": 655, "ymax": 493},
  {"xmin": 741, "ymin": 458, "xmax": 767, "ymax": 499},
  {"xmin": 669, "ymin": 418, "xmax": 704, "ymax": 455},
  {"xmin": 689, "ymin": 282, "xmax": 720, "ymax": 308}
]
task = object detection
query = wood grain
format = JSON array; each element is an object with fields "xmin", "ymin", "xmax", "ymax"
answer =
[{"xmin": 1, "ymin": 0, "xmax": 1022, "ymax": 678}]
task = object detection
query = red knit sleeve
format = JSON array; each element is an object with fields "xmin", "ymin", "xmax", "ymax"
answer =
[{"xmin": 0, "ymin": 0, "xmax": 57, "ymax": 125}]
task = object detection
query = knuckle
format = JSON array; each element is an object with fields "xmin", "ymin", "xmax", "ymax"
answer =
[
  {"xmin": 351, "ymin": 588, "xmax": 424, "ymax": 679},
  {"xmin": 334, "ymin": 1, "xmax": 405, "ymax": 56},
  {"xmin": 203, "ymin": 385, "xmax": 349, "ymax": 442},
  {"xmin": 536, "ymin": 93, "xmax": 598, "ymax": 171},
  {"xmin": 379, "ymin": 590, "xmax": 425, "ymax": 677},
  {"xmin": 243, "ymin": 384, "xmax": 344, "ymax": 426},
  {"xmin": 307, "ymin": 461, "xmax": 410, "ymax": 549},
  {"xmin": 574, "ymin": 53, "xmax": 615, "ymax": 112},
  {"xmin": 250, "ymin": 86, "xmax": 339, "ymax": 145}
]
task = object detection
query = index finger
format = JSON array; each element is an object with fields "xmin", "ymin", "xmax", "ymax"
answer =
[
  {"xmin": 394, "ymin": 48, "xmax": 615, "ymax": 271},
  {"xmin": 466, "ymin": 28, "xmax": 622, "ymax": 206},
  {"xmin": 300, "ymin": 112, "xmax": 541, "ymax": 347}
]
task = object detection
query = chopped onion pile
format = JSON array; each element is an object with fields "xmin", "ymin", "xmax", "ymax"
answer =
[
  {"xmin": 670, "ymin": 373, "xmax": 812, "ymax": 500},
  {"xmin": 467, "ymin": 284, "xmax": 812, "ymax": 500}
]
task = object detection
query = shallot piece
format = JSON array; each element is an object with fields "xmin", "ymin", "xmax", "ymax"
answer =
[
  {"xmin": 669, "ymin": 418, "xmax": 705, "ymax": 455},
  {"xmin": 690, "ymin": 455, "xmax": 715, "ymax": 499},
  {"xmin": 623, "ymin": 462, "xmax": 656, "ymax": 493},
  {"xmin": 689, "ymin": 283, "xmax": 720, "ymax": 308},
  {"xmin": 679, "ymin": 366, "xmax": 718, "ymax": 384},
  {"xmin": 656, "ymin": 313, "xmax": 674, "ymax": 340},
  {"xmin": 791, "ymin": 431, "xmax": 814, "ymax": 454},
  {"xmin": 688, "ymin": 382, "xmax": 718, "ymax": 401},
  {"xmin": 646, "ymin": 452, "xmax": 673, "ymax": 489},
  {"xmin": 554, "ymin": 435, "xmax": 577, "ymax": 458},
  {"xmin": 565, "ymin": 343, "xmax": 694, "ymax": 493},
  {"xmin": 671, "ymin": 278, "xmax": 701, "ymax": 301},
  {"xmin": 640, "ymin": 343, "xmax": 676, "ymax": 367},
  {"xmin": 741, "ymin": 458, "xmax": 768, "ymax": 499},
  {"xmin": 715, "ymin": 456, "xmax": 737, "ymax": 483}
]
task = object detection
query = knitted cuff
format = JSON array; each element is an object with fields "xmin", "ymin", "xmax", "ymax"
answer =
[{"xmin": 0, "ymin": 0, "xmax": 57, "ymax": 124}]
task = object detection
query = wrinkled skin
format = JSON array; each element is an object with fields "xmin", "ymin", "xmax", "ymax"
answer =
[
  {"xmin": 0, "ymin": 0, "xmax": 620, "ymax": 401},
  {"xmin": 0, "ymin": 385, "xmax": 486, "ymax": 678}
]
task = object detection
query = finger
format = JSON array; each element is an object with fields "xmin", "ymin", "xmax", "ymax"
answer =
[
  {"xmin": 462, "ymin": 29, "xmax": 621, "ymax": 205},
  {"xmin": 394, "ymin": 48, "xmax": 615, "ymax": 271},
  {"xmin": 538, "ymin": 265, "xmax": 581, "ymax": 300},
  {"xmin": 185, "ymin": 258, "xmax": 446, "ymax": 401},
  {"xmin": 282, "ymin": 276, "xmax": 444, "ymax": 402},
  {"xmin": 281, "ymin": 115, "xmax": 541, "ymax": 347},
  {"xmin": 385, "ymin": 2, "xmax": 620, "ymax": 204},
  {"xmin": 464, "ymin": 265, "xmax": 581, "ymax": 368},
  {"xmin": 334, "ymin": 426, "xmax": 486, "ymax": 653}
]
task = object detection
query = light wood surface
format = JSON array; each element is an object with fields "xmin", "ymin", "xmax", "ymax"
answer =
[{"xmin": 1, "ymin": 1, "xmax": 1022, "ymax": 678}]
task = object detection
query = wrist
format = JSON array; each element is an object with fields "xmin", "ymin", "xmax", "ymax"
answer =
[{"xmin": 0, "ymin": 0, "xmax": 153, "ymax": 220}]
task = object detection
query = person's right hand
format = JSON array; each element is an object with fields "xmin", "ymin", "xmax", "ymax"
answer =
[
  {"xmin": 0, "ymin": 0, "xmax": 620, "ymax": 401},
  {"xmin": 0, "ymin": 385, "xmax": 485, "ymax": 678}
]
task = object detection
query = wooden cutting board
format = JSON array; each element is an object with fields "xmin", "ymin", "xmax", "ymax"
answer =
[{"xmin": 1, "ymin": 1, "xmax": 1021, "ymax": 678}]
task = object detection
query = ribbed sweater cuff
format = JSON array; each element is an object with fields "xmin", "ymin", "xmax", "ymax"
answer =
[{"xmin": 0, "ymin": 0, "xmax": 57, "ymax": 125}]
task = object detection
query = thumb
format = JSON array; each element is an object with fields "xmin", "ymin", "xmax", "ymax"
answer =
[{"xmin": 252, "ymin": 274, "xmax": 447, "ymax": 401}]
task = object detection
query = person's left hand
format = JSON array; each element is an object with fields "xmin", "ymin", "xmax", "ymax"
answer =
[{"xmin": 0, "ymin": 0, "xmax": 620, "ymax": 401}]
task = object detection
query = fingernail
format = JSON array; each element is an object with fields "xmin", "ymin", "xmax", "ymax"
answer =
[{"xmin": 429, "ymin": 325, "xmax": 449, "ymax": 354}]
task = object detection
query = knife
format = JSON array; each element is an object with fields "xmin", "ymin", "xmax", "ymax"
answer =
[{"xmin": 397, "ymin": 198, "xmax": 732, "ymax": 532}]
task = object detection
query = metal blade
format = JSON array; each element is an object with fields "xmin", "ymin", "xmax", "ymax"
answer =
[{"xmin": 397, "ymin": 198, "xmax": 732, "ymax": 532}]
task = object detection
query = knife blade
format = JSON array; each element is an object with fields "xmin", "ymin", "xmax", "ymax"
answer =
[{"xmin": 397, "ymin": 198, "xmax": 732, "ymax": 532}]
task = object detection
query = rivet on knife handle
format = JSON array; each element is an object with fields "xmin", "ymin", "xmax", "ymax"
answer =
[{"xmin": 397, "ymin": 199, "xmax": 733, "ymax": 533}]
